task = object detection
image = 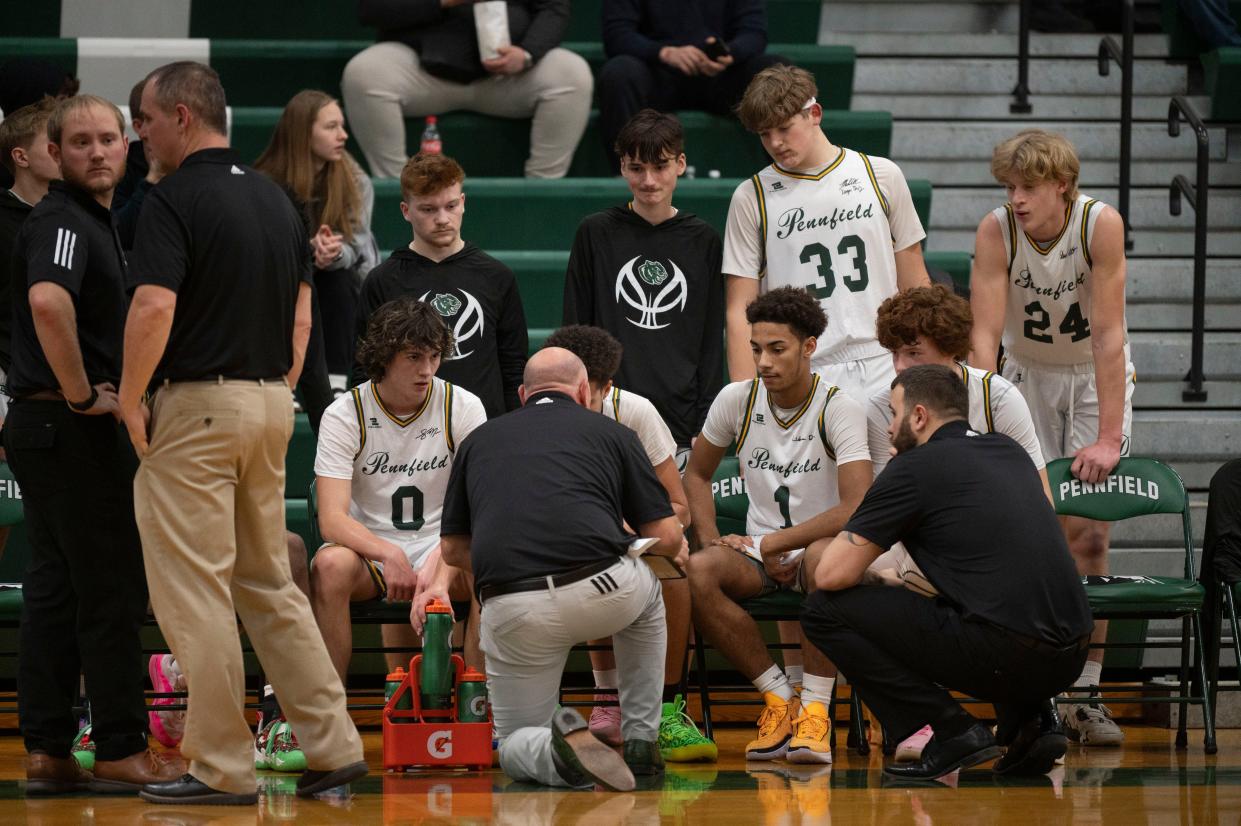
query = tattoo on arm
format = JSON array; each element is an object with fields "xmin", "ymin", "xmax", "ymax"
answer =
[{"xmin": 843, "ymin": 531, "xmax": 868, "ymax": 547}]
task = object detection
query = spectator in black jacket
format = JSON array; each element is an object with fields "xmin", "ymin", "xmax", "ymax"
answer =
[
  {"xmin": 598, "ymin": 0, "xmax": 784, "ymax": 170},
  {"xmin": 353, "ymin": 153, "xmax": 527, "ymax": 417},
  {"xmin": 342, "ymin": 0, "xmax": 591, "ymax": 179},
  {"xmin": 112, "ymin": 79, "xmax": 162, "ymax": 251}
]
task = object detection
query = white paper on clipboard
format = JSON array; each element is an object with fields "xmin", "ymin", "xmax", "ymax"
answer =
[{"xmin": 627, "ymin": 537, "xmax": 685, "ymax": 580}]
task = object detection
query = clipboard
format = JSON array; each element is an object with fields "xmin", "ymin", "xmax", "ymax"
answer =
[{"xmin": 628, "ymin": 538, "xmax": 686, "ymax": 580}]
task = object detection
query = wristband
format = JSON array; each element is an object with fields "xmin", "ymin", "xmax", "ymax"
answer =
[{"xmin": 67, "ymin": 387, "xmax": 98, "ymax": 412}]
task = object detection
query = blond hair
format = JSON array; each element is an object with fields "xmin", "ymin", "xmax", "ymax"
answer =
[
  {"xmin": 990, "ymin": 129, "xmax": 1080, "ymax": 202},
  {"xmin": 45, "ymin": 94, "xmax": 126, "ymax": 146},
  {"xmin": 0, "ymin": 97, "xmax": 57, "ymax": 174},
  {"xmin": 736, "ymin": 64, "xmax": 818, "ymax": 133}
]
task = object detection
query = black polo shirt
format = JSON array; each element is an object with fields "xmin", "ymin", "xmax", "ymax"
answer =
[
  {"xmin": 8, "ymin": 181, "xmax": 127, "ymax": 397},
  {"xmin": 844, "ymin": 419, "xmax": 1093, "ymax": 646},
  {"xmin": 441, "ymin": 390, "xmax": 674, "ymax": 594},
  {"xmin": 128, "ymin": 148, "xmax": 311, "ymax": 381}
]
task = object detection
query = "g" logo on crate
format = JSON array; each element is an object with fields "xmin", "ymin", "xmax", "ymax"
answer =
[{"xmin": 428, "ymin": 730, "xmax": 453, "ymax": 758}]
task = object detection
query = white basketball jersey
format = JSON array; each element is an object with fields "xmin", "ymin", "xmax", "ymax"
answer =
[
  {"xmin": 734, "ymin": 375, "xmax": 847, "ymax": 537},
  {"xmin": 602, "ymin": 386, "xmax": 677, "ymax": 467},
  {"xmin": 339, "ymin": 378, "xmax": 476, "ymax": 566},
  {"xmin": 752, "ymin": 148, "xmax": 900, "ymax": 365},
  {"xmin": 995, "ymin": 193, "xmax": 1126, "ymax": 366}
]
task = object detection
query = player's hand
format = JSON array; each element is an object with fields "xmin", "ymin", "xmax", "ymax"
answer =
[
  {"xmin": 709, "ymin": 534, "xmax": 753, "ymax": 553},
  {"xmin": 383, "ymin": 549, "xmax": 419, "ymax": 602},
  {"xmin": 482, "ymin": 45, "xmax": 528, "ymax": 75},
  {"xmin": 673, "ymin": 536, "xmax": 690, "ymax": 569},
  {"xmin": 764, "ymin": 552, "xmax": 801, "ymax": 586},
  {"xmin": 659, "ymin": 45, "xmax": 712, "ymax": 76},
  {"xmin": 119, "ymin": 399, "xmax": 151, "ymax": 457},
  {"xmin": 1071, "ymin": 439, "xmax": 1121, "ymax": 485},
  {"xmin": 411, "ymin": 581, "xmax": 453, "ymax": 634}
]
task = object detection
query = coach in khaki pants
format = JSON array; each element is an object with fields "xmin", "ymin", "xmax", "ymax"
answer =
[{"xmin": 118, "ymin": 61, "xmax": 365, "ymax": 806}]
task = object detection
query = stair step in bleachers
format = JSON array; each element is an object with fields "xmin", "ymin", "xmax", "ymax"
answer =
[
  {"xmin": 229, "ymin": 108, "xmax": 893, "ymax": 178},
  {"xmin": 368, "ymin": 177, "xmax": 933, "ymax": 253}
]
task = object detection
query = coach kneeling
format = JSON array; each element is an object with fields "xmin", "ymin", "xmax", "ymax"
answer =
[
  {"xmin": 801, "ymin": 364, "xmax": 1094, "ymax": 780},
  {"xmin": 438, "ymin": 347, "xmax": 683, "ymax": 791}
]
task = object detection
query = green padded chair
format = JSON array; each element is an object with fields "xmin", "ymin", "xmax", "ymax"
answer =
[
  {"xmin": 692, "ymin": 456, "xmax": 868, "ymax": 754},
  {"xmin": 1047, "ymin": 457, "xmax": 1216, "ymax": 753}
]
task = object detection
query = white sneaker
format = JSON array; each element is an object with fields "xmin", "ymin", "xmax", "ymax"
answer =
[{"xmin": 1064, "ymin": 699, "xmax": 1124, "ymax": 746}]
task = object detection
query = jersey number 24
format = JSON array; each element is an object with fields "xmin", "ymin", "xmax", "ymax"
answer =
[{"xmin": 1023, "ymin": 300, "xmax": 1090, "ymax": 344}]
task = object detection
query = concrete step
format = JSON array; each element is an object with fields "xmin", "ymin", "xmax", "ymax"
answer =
[
  {"xmin": 894, "ymin": 157, "xmax": 1241, "ymax": 188},
  {"xmin": 854, "ymin": 93, "xmax": 1213, "ymax": 121},
  {"xmin": 1135, "ymin": 380, "xmax": 1241, "ymax": 409},
  {"xmin": 1130, "ymin": 332, "xmax": 1241, "ymax": 379},
  {"xmin": 1127, "ymin": 304, "xmax": 1239, "ymax": 330},
  {"xmin": 892, "ymin": 121, "xmax": 1231, "ymax": 162},
  {"xmin": 1110, "ymin": 497, "xmax": 1207, "ymax": 548},
  {"xmin": 1128, "ymin": 259, "xmax": 1241, "ymax": 302},
  {"xmin": 854, "ymin": 57, "xmax": 1189, "ymax": 96},
  {"xmin": 820, "ymin": 1, "xmax": 1019, "ymax": 34},
  {"xmin": 927, "ymin": 187, "xmax": 1241, "ymax": 231},
  {"xmin": 1132, "ymin": 410, "xmax": 1241, "ymax": 460},
  {"xmin": 1163, "ymin": 460, "xmax": 1234, "ymax": 490},
  {"xmin": 928, "ymin": 228, "xmax": 1241, "ymax": 256},
  {"xmin": 821, "ymin": 31, "xmax": 1172, "ymax": 58}
]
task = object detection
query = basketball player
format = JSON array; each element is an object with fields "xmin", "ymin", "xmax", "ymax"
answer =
[
  {"xmin": 311, "ymin": 297, "xmax": 485, "ymax": 691},
  {"xmin": 684, "ymin": 287, "xmax": 871, "ymax": 763},
  {"xmin": 970, "ymin": 129, "xmax": 1133, "ymax": 747},
  {"xmin": 544, "ymin": 324, "xmax": 716, "ymax": 763}
]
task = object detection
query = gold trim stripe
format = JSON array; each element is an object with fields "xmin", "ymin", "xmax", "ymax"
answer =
[
  {"xmin": 1003, "ymin": 205, "xmax": 1018, "ymax": 274},
  {"xmin": 1080, "ymin": 199, "xmax": 1098, "ymax": 269},
  {"xmin": 371, "ymin": 381, "xmax": 434, "ymax": 428},
  {"xmin": 816, "ymin": 385, "xmax": 840, "ymax": 461},
  {"xmin": 736, "ymin": 379, "xmax": 761, "ymax": 453},
  {"xmin": 772, "ymin": 146, "xmax": 846, "ymax": 180},
  {"xmin": 350, "ymin": 387, "xmax": 366, "ymax": 460},
  {"xmin": 772, "ymin": 374, "xmax": 820, "ymax": 430},
  {"xmin": 859, "ymin": 152, "xmax": 889, "ymax": 216},
  {"xmin": 1025, "ymin": 201, "xmax": 1073, "ymax": 255},
  {"xmin": 444, "ymin": 382, "xmax": 456, "ymax": 452},
  {"xmin": 981, "ymin": 372, "xmax": 996, "ymax": 433}
]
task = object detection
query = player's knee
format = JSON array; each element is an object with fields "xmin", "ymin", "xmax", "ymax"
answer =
[
  {"xmin": 309, "ymin": 547, "xmax": 358, "ymax": 597},
  {"xmin": 286, "ymin": 533, "xmax": 308, "ymax": 573},
  {"xmin": 1068, "ymin": 523, "xmax": 1110, "ymax": 561},
  {"xmin": 686, "ymin": 550, "xmax": 721, "ymax": 593}
]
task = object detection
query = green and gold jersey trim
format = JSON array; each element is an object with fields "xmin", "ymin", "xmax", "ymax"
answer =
[
  {"xmin": 1080, "ymin": 198, "xmax": 1098, "ymax": 269},
  {"xmin": 371, "ymin": 381, "xmax": 434, "ymax": 428},
  {"xmin": 751, "ymin": 174, "xmax": 768, "ymax": 274},
  {"xmin": 771, "ymin": 374, "xmax": 821, "ymax": 430},
  {"xmin": 444, "ymin": 382, "xmax": 456, "ymax": 452},
  {"xmin": 980, "ymin": 371, "xmax": 996, "ymax": 433},
  {"xmin": 815, "ymin": 385, "xmax": 841, "ymax": 460},
  {"xmin": 350, "ymin": 387, "xmax": 367, "ymax": 461},
  {"xmin": 735, "ymin": 379, "xmax": 762, "ymax": 453},
  {"xmin": 1024, "ymin": 200, "xmax": 1074, "ymax": 255},
  {"xmin": 858, "ymin": 152, "xmax": 889, "ymax": 216},
  {"xmin": 1003, "ymin": 205, "xmax": 1019, "ymax": 274},
  {"xmin": 609, "ymin": 386, "xmax": 622, "ymax": 420},
  {"xmin": 771, "ymin": 146, "xmax": 846, "ymax": 180}
]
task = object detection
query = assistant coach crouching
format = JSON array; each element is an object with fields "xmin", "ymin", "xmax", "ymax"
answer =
[
  {"xmin": 438, "ymin": 347, "xmax": 683, "ymax": 791},
  {"xmin": 800, "ymin": 364, "xmax": 1094, "ymax": 780}
]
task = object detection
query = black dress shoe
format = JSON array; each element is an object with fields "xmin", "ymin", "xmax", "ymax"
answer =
[
  {"xmin": 295, "ymin": 761, "xmax": 368, "ymax": 798},
  {"xmin": 994, "ymin": 701, "xmax": 1067, "ymax": 776},
  {"xmin": 883, "ymin": 723, "xmax": 1002, "ymax": 780},
  {"xmin": 139, "ymin": 774, "xmax": 258, "ymax": 806}
]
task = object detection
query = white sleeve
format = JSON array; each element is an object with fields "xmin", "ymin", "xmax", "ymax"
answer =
[
  {"xmin": 989, "ymin": 377, "xmax": 1046, "ymax": 470},
  {"xmin": 721, "ymin": 178, "xmax": 763, "ymax": 279},
  {"xmin": 871, "ymin": 155, "xmax": 926, "ymax": 252},
  {"xmin": 866, "ymin": 392, "xmax": 894, "ymax": 475},
  {"xmin": 824, "ymin": 391, "xmax": 872, "ymax": 466},
  {"xmin": 314, "ymin": 396, "xmax": 361, "ymax": 480},
  {"xmin": 623, "ymin": 393, "xmax": 677, "ymax": 466},
  {"xmin": 700, "ymin": 382, "xmax": 750, "ymax": 447},
  {"xmin": 452, "ymin": 388, "xmax": 488, "ymax": 444}
]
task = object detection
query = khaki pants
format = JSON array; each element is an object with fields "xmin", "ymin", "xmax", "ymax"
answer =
[{"xmin": 134, "ymin": 379, "xmax": 362, "ymax": 794}]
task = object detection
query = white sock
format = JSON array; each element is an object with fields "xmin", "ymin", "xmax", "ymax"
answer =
[
  {"xmin": 1074, "ymin": 660, "xmax": 1103, "ymax": 695},
  {"xmin": 593, "ymin": 669, "xmax": 618, "ymax": 690},
  {"xmin": 801, "ymin": 674, "xmax": 835, "ymax": 708},
  {"xmin": 785, "ymin": 664, "xmax": 804, "ymax": 690},
  {"xmin": 753, "ymin": 664, "xmax": 796, "ymax": 701}
]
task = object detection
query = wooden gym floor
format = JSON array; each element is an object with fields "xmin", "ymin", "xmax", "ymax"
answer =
[{"xmin": 0, "ymin": 724, "xmax": 1236, "ymax": 824}]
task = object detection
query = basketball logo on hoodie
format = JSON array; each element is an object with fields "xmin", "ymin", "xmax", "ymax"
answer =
[
  {"xmin": 615, "ymin": 256, "xmax": 687, "ymax": 330},
  {"xmin": 422, "ymin": 289, "xmax": 484, "ymax": 360}
]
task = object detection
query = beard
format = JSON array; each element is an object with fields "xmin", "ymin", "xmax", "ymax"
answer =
[
  {"xmin": 64, "ymin": 165, "xmax": 120, "ymax": 196},
  {"xmin": 892, "ymin": 415, "xmax": 918, "ymax": 455}
]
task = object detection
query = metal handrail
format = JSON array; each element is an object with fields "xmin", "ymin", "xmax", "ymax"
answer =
[
  {"xmin": 1167, "ymin": 95, "xmax": 1210, "ymax": 402},
  {"xmin": 1011, "ymin": 0, "xmax": 1032, "ymax": 113},
  {"xmin": 1098, "ymin": 0, "xmax": 1135, "ymax": 250}
]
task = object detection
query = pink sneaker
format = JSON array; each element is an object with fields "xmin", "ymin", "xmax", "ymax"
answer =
[
  {"xmin": 895, "ymin": 725, "xmax": 934, "ymax": 762},
  {"xmin": 148, "ymin": 654, "xmax": 186, "ymax": 748},
  {"xmin": 588, "ymin": 695, "xmax": 623, "ymax": 746}
]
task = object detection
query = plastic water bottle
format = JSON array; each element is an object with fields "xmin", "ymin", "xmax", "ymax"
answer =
[
  {"xmin": 420, "ymin": 116, "xmax": 442, "ymax": 155},
  {"xmin": 419, "ymin": 600, "xmax": 454, "ymax": 710},
  {"xmin": 385, "ymin": 666, "xmax": 412, "ymax": 710},
  {"xmin": 456, "ymin": 668, "xmax": 488, "ymax": 723}
]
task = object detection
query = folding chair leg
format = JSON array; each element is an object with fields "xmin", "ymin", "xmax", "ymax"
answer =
[
  {"xmin": 1193, "ymin": 613, "xmax": 1218, "ymax": 754},
  {"xmin": 1227, "ymin": 586, "xmax": 1241, "ymax": 698},
  {"xmin": 1177, "ymin": 615, "xmax": 1191, "ymax": 750},
  {"xmin": 693, "ymin": 631, "xmax": 713, "ymax": 741},
  {"xmin": 851, "ymin": 693, "xmax": 870, "ymax": 756}
]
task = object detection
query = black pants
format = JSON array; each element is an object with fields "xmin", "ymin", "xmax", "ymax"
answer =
[
  {"xmin": 597, "ymin": 52, "xmax": 786, "ymax": 170},
  {"xmin": 4, "ymin": 400, "xmax": 148, "ymax": 760},
  {"xmin": 801, "ymin": 585, "xmax": 1088, "ymax": 744},
  {"xmin": 295, "ymin": 276, "xmax": 335, "ymax": 436},
  {"xmin": 315, "ymin": 266, "xmax": 360, "ymax": 375}
]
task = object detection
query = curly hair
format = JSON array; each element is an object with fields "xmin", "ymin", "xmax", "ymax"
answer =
[
  {"xmin": 544, "ymin": 325, "xmax": 623, "ymax": 386},
  {"xmin": 875, "ymin": 285, "xmax": 973, "ymax": 361},
  {"xmin": 356, "ymin": 297, "xmax": 455, "ymax": 382},
  {"xmin": 745, "ymin": 286, "xmax": 827, "ymax": 341},
  {"xmin": 400, "ymin": 152, "xmax": 465, "ymax": 200}
]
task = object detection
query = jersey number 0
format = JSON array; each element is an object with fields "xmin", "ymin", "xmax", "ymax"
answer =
[{"xmin": 391, "ymin": 485, "xmax": 425, "ymax": 530}]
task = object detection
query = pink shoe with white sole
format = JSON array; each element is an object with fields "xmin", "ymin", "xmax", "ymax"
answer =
[
  {"xmin": 895, "ymin": 725, "xmax": 934, "ymax": 762},
  {"xmin": 148, "ymin": 654, "xmax": 186, "ymax": 748}
]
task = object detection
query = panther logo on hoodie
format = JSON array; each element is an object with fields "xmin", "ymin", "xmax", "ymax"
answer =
[{"xmin": 615, "ymin": 256, "xmax": 687, "ymax": 330}]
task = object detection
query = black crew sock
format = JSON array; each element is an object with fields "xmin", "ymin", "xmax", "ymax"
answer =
[{"xmin": 259, "ymin": 690, "xmax": 283, "ymax": 725}]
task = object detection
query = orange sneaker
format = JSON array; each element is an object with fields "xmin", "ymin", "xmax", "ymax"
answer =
[
  {"xmin": 745, "ymin": 693, "xmax": 798, "ymax": 761},
  {"xmin": 786, "ymin": 700, "xmax": 833, "ymax": 764}
]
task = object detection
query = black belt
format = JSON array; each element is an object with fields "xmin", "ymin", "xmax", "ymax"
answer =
[{"xmin": 479, "ymin": 558, "xmax": 620, "ymax": 604}]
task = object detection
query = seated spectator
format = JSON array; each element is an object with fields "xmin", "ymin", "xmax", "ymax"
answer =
[
  {"xmin": 256, "ymin": 90, "xmax": 380, "ymax": 374},
  {"xmin": 342, "ymin": 0, "xmax": 591, "ymax": 179},
  {"xmin": 112, "ymin": 79, "xmax": 161, "ymax": 251},
  {"xmin": 599, "ymin": 0, "xmax": 784, "ymax": 170},
  {"xmin": 0, "ymin": 58, "xmax": 79, "ymax": 189}
]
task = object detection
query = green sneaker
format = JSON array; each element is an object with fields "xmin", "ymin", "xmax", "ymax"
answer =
[
  {"xmin": 268, "ymin": 720, "xmax": 308, "ymax": 773},
  {"xmin": 71, "ymin": 723, "xmax": 95, "ymax": 772},
  {"xmin": 254, "ymin": 715, "xmax": 278, "ymax": 770},
  {"xmin": 658, "ymin": 696, "xmax": 718, "ymax": 763}
]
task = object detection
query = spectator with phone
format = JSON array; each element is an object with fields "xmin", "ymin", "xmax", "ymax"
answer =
[{"xmin": 598, "ymin": 0, "xmax": 784, "ymax": 171}]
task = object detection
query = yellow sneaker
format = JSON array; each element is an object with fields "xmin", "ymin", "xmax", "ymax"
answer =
[
  {"xmin": 786, "ymin": 700, "xmax": 833, "ymax": 764},
  {"xmin": 745, "ymin": 693, "xmax": 798, "ymax": 761}
]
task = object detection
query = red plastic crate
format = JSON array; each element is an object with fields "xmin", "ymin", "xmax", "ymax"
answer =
[{"xmin": 383, "ymin": 654, "xmax": 493, "ymax": 771}]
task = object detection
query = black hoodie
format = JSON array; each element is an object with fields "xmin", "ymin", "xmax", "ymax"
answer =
[
  {"xmin": 353, "ymin": 242, "xmax": 528, "ymax": 418},
  {"xmin": 563, "ymin": 205, "xmax": 724, "ymax": 447},
  {"xmin": 0, "ymin": 188, "xmax": 35, "ymax": 374}
]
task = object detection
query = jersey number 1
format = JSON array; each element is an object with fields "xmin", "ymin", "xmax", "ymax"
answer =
[
  {"xmin": 391, "ymin": 485, "xmax": 425, "ymax": 530},
  {"xmin": 774, "ymin": 486, "xmax": 793, "ymax": 529},
  {"xmin": 798, "ymin": 235, "xmax": 869, "ymax": 299}
]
